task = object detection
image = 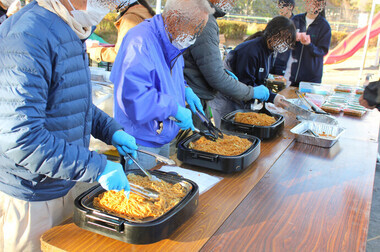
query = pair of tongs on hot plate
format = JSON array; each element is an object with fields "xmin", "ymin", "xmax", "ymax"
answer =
[
  {"xmin": 124, "ymin": 153, "xmax": 161, "ymax": 182},
  {"xmin": 295, "ymin": 90, "xmax": 328, "ymax": 115},
  {"xmin": 129, "ymin": 182, "xmax": 159, "ymax": 201}
]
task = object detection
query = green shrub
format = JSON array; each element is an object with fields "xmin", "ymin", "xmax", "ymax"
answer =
[
  {"xmin": 246, "ymin": 23, "xmax": 267, "ymax": 36},
  {"xmin": 94, "ymin": 13, "xmax": 118, "ymax": 44},
  {"xmin": 217, "ymin": 20, "xmax": 248, "ymax": 40}
]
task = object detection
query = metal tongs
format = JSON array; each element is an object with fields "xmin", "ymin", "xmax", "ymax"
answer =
[
  {"xmin": 124, "ymin": 153, "xmax": 161, "ymax": 182},
  {"xmin": 137, "ymin": 149, "xmax": 175, "ymax": 165},
  {"xmin": 195, "ymin": 110, "xmax": 224, "ymax": 140},
  {"xmin": 129, "ymin": 182, "xmax": 159, "ymax": 201},
  {"xmin": 295, "ymin": 90, "xmax": 328, "ymax": 115}
]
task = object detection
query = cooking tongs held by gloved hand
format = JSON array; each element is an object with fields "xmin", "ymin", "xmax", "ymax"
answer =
[
  {"xmin": 136, "ymin": 149, "xmax": 175, "ymax": 165},
  {"xmin": 169, "ymin": 115, "xmax": 221, "ymax": 142},
  {"xmin": 124, "ymin": 153, "xmax": 161, "ymax": 182},
  {"xmin": 129, "ymin": 182, "xmax": 159, "ymax": 201},
  {"xmin": 195, "ymin": 109, "xmax": 224, "ymax": 140}
]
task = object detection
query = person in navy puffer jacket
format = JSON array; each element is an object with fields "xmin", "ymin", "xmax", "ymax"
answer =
[
  {"xmin": 0, "ymin": 0, "xmax": 139, "ymax": 251},
  {"xmin": 287, "ymin": 0, "xmax": 331, "ymax": 87},
  {"xmin": 110, "ymin": 0, "xmax": 214, "ymax": 170}
]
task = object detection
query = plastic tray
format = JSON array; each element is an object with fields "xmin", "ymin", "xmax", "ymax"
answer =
[
  {"xmin": 221, "ymin": 109, "xmax": 284, "ymax": 140},
  {"xmin": 177, "ymin": 131, "xmax": 261, "ymax": 173},
  {"xmin": 290, "ymin": 120, "xmax": 345, "ymax": 148},
  {"xmin": 73, "ymin": 170, "xmax": 198, "ymax": 244}
]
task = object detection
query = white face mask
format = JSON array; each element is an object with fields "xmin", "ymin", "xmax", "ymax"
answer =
[
  {"xmin": 67, "ymin": 0, "xmax": 110, "ymax": 27},
  {"xmin": 172, "ymin": 34, "xmax": 196, "ymax": 50},
  {"xmin": 273, "ymin": 42, "xmax": 289, "ymax": 53}
]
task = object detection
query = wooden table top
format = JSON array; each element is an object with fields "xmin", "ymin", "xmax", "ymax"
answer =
[{"xmin": 40, "ymin": 88, "xmax": 380, "ymax": 252}]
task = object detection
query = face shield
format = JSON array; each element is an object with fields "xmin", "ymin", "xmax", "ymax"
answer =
[
  {"xmin": 305, "ymin": 0, "xmax": 326, "ymax": 15},
  {"xmin": 209, "ymin": 0, "xmax": 236, "ymax": 13},
  {"xmin": 67, "ymin": 0, "xmax": 126, "ymax": 27},
  {"xmin": 164, "ymin": 9, "xmax": 208, "ymax": 50},
  {"xmin": 1, "ymin": 0, "xmax": 15, "ymax": 9}
]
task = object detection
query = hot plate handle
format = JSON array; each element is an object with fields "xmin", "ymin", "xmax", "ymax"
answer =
[
  {"xmin": 235, "ymin": 124, "xmax": 253, "ymax": 131},
  {"xmin": 86, "ymin": 214, "xmax": 124, "ymax": 233},
  {"xmin": 191, "ymin": 153, "xmax": 217, "ymax": 162}
]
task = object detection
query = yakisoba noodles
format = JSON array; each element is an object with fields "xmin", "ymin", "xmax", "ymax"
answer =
[
  {"xmin": 189, "ymin": 135, "xmax": 252, "ymax": 156},
  {"xmin": 234, "ymin": 112, "xmax": 276, "ymax": 126},
  {"xmin": 93, "ymin": 174, "xmax": 187, "ymax": 220}
]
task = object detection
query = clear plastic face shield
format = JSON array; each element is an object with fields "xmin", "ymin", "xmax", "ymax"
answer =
[
  {"xmin": 267, "ymin": 30, "xmax": 293, "ymax": 53},
  {"xmin": 1, "ymin": 0, "xmax": 14, "ymax": 8},
  {"xmin": 66, "ymin": 0, "xmax": 127, "ymax": 27},
  {"xmin": 164, "ymin": 9, "xmax": 208, "ymax": 50},
  {"xmin": 209, "ymin": 0, "xmax": 236, "ymax": 13},
  {"xmin": 277, "ymin": 1, "xmax": 293, "ymax": 17},
  {"xmin": 305, "ymin": 0, "xmax": 326, "ymax": 15}
]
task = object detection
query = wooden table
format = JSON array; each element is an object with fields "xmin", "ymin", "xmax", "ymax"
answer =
[{"xmin": 41, "ymin": 88, "xmax": 380, "ymax": 252}]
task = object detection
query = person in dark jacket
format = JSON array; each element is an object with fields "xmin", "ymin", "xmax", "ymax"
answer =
[
  {"xmin": 270, "ymin": 0, "xmax": 295, "ymax": 76},
  {"xmin": 286, "ymin": 0, "xmax": 331, "ymax": 87},
  {"xmin": 359, "ymin": 80, "xmax": 380, "ymax": 111},
  {"xmin": 211, "ymin": 16, "xmax": 296, "ymax": 128},
  {"xmin": 183, "ymin": 0, "xmax": 261, "ymax": 130},
  {"xmin": 0, "ymin": 0, "xmax": 139, "ymax": 250},
  {"xmin": 110, "ymin": 0, "xmax": 214, "ymax": 170}
]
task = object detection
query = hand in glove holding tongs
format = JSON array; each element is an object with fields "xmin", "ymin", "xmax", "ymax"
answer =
[
  {"xmin": 172, "ymin": 87, "xmax": 223, "ymax": 141},
  {"xmin": 97, "ymin": 130, "xmax": 138, "ymax": 196}
]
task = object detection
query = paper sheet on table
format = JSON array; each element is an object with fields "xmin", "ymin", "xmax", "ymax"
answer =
[{"xmin": 158, "ymin": 166, "xmax": 223, "ymax": 195}]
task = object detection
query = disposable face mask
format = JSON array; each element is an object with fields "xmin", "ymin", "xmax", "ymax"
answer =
[
  {"xmin": 67, "ymin": 0, "xmax": 110, "ymax": 27},
  {"xmin": 172, "ymin": 34, "xmax": 196, "ymax": 50},
  {"xmin": 272, "ymin": 42, "xmax": 289, "ymax": 53}
]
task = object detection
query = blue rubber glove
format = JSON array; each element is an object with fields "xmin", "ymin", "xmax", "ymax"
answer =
[
  {"xmin": 185, "ymin": 87, "xmax": 205, "ymax": 115},
  {"xmin": 253, "ymin": 85, "xmax": 270, "ymax": 101},
  {"xmin": 97, "ymin": 160, "xmax": 130, "ymax": 197},
  {"xmin": 112, "ymin": 130, "xmax": 138, "ymax": 165},
  {"xmin": 225, "ymin": 69, "xmax": 238, "ymax": 80},
  {"xmin": 174, "ymin": 105, "xmax": 195, "ymax": 131}
]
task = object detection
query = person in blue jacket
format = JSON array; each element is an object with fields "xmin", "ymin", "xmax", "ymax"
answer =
[
  {"xmin": 270, "ymin": 0, "xmax": 295, "ymax": 76},
  {"xmin": 110, "ymin": 0, "xmax": 214, "ymax": 170},
  {"xmin": 210, "ymin": 15, "xmax": 296, "ymax": 128},
  {"xmin": 0, "ymin": 0, "xmax": 139, "ymax": 250},
  {"xmin": 286, "ymin": 0, "xmax": 331, "ymax": 87}
]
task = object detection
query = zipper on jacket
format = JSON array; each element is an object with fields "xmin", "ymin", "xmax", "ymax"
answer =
[
  {"xmin": 83, "ymin": 44, "xmax": 91, "ymax": 146},
  {"xmin": 170, "ymin": 52, "xmax": 183, "ymax": 75},
  {"xmin": 294, "ymin": 44, "xmax": 304, "ymax": 83}
]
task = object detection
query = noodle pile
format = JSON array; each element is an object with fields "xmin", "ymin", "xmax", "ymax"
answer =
[
  {"xmin": 93, "ymin": 174, "xmax": 187, "ymax": 220},
  {"xmin": 189, "ymin": 134, "xmax": 252, "ymax": 156},
  {"xmin": 234, "ymin": 112, "xmax": 276, "ymax": 126}
]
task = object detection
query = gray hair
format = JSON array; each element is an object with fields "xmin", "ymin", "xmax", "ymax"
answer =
[{"xmin": 163, "ymin": 0, "xmax": 214, "ymax": 16}]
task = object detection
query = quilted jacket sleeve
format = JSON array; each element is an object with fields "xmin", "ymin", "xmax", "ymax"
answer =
[
  {"xmin": 91, "ymin": 104, "xmax": 122, "ymax": 145},
  {"xmin": 0, "ymin": 32, "xmax": 106, "ymax": 182},
  {"xmin": 187, "ymin": 16, "xmax": 254, "ymax": 101}
]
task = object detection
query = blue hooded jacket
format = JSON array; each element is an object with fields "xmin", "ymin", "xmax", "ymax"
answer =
[
  {"xmin": 110, "ymin": 14, "xmax": 186, "ymax": 148},
  {"xmin": 290, "ymin": 13, "xmax": 331, "ymax": 86},
  {"xmin": 225, "ymin": 36, "xmax": 276, "ymax": 103},
  {"xmin": 0, "ymin": 2, "xmax": 122, "ymax": 201}
]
